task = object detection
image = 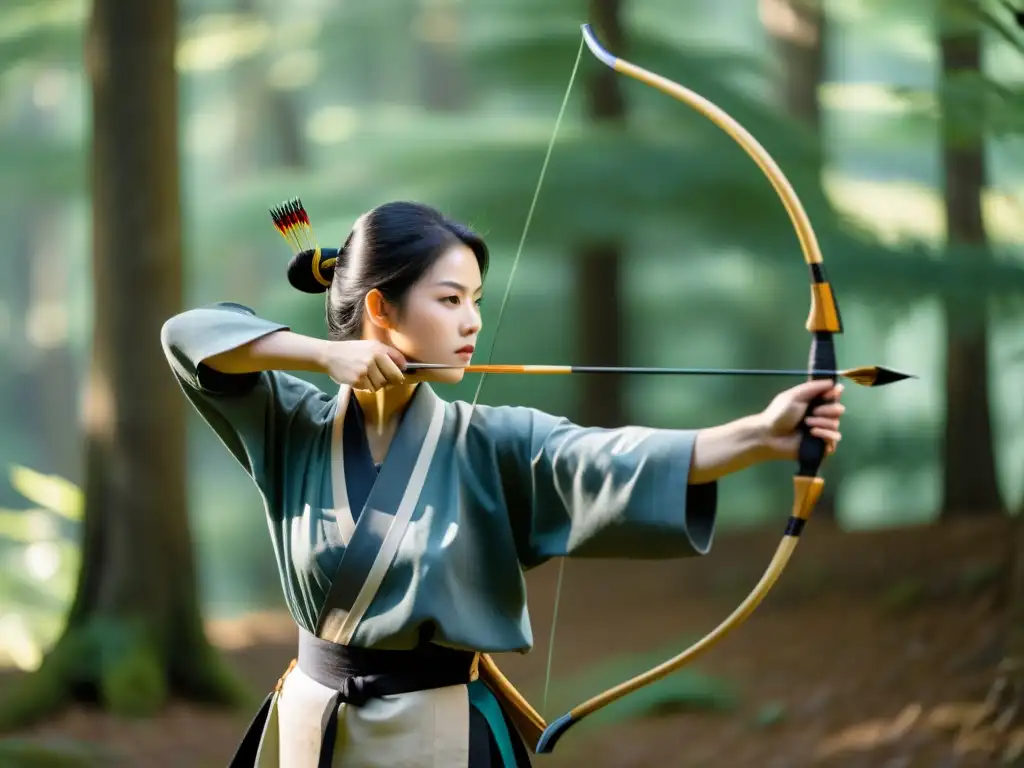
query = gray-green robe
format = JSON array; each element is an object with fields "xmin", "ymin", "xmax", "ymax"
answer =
[{"xmin": 160, "ymin": 302, "xmax": 718, "ymax": 767}]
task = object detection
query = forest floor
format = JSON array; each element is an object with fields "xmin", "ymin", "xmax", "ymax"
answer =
[{"xmin": 2, "ymin": 516, "xmax": 1019, "ymax": 767}]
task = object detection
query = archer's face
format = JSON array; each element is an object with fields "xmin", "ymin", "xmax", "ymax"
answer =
[{"xmin": 388, "ymin": 243, "xmax": 483, "ymax": 384}]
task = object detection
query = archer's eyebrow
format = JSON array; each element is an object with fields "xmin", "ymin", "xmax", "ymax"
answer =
[{"xmin": 434, "ymin": 280, "xmax": 483, "ymax": 295}]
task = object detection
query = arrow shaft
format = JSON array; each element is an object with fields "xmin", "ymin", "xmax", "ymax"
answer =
[{"xmin": 407, "ymin": 363, "xmax": 845, "ymax": 377}]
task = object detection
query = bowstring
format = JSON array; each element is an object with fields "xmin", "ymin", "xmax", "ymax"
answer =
[{"xmin": 467, "ymin": 36, "xmax": 586, "ymax": 721}]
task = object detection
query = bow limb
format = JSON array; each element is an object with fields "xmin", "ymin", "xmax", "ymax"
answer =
[{"xmin": 533, "ymin": 24, "xmax": 843, "ymax": 754}]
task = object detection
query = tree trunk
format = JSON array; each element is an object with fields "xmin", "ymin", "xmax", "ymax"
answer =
[
  {"xmin": 576, "ymin": 0, "xmax": 626, "ymax": 429},
  {"xmin": 0, "ymin": 0, "xmax": 244, "ymax": 729},
  {"xmin": 578, "ymin": 245, "xmax": 624, "ymax": 428},
  {"xmin": 231, "ymin": 0, "xmax": 307, "ymax": 175},
  {"xmin": 759, "ymin": 0, "xmax": 825, "ymax": 129},
  {"xmin": 939, "ymin": 25, "xmax": 1004, "ymax": 518},
  {"xmin": 415, "ymin": 0, "xmax": 464, "ymax": 111}
]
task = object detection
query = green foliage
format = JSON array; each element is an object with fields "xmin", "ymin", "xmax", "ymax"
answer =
[
  {"xmin": 8, "ymin": 466, "xmax": 82, "ymax": 522},
  {"xmin": 953, "ymin": 0, "xmax": 1024, "ymax": 50},
  {"xmin": 0, "ymin": 610, "xmax": 250, "ymax": 730},
  {"xmin": 0, "ymin": 640, "xmax": 76, "ymax": 730},
  {"xmin": 754, "ymin": 700, "xmax": 787, "ymax": 728},
  {"xmin": 0, "ymin": 466, "xmax": 81, "ymax": 672},
  {"xmin": 879, "ymin": 578, "xmax": 928, "ymax": 612},
  {"xmin": 2, "ymin": 0, "xmax": 1024, "ymax": 627},
  {"xmin": 0, "ymin": 0, "xmax": 86, "ymax": 71},
  {"xmin": 0, "ymin": 737, "xmax": 112, "ymax": 768},
  {"xmin": 956, "ymin": 560, "xmax": 1004, "ymax": 594},
  {"xmin": 887, "ymin": 73, "xmax": 1024, "ymax": 148},
  {"xmin": 96, "ymin": 627, "xmax": 169, "ymax": 717}
]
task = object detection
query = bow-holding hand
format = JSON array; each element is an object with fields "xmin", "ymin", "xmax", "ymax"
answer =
[{"xmin": 759, "ymin": 379, "xmax": 845, "ymax": 460}]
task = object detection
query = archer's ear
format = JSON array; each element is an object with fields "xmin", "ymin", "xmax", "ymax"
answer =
[{"xmin": 363, "ymin": 288, "xmax": 396, "ymax": 330}]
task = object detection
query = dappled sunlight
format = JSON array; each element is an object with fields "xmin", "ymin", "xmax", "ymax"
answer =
[
  {"xmin": 817, "ymin": 698, "xmax": 1024, "ymax": 764},
  {"xmin": 29, "ymin": 67, "xmax": 71, "ymax": 110},
  {"xmin": 826, "ymin": 0, "xmax": 935, "ymax": 60},
  {"xmin": 2, "ymin": 1, "xmax": 1022, "ymax": 765},
  {"xmin": 267, "ymin": 49, "xmax": 320, "ymax": 91},
  {"xmin": 0, "ymin": 613, "xmax": 44, "ymax": 671},
  {"xmin": 827, "ymin": 173, "xmax": 1024, "ymax": 246},
  {"xmin": 185, "ymin": 105, "xmax": 237, "ymax": 157},
  {"xmin": 176, "ymin": 13, "xmax": 271, "ymax": 74},
  {"xmin": 815, "ymin": 702, "xmax": 923, "ymax": 758},
  {"xmin": 204, "ymin": 610, "xmax": 296, "ymax": 652},
  {"xmin": 821, "ymin": 82, "xmax": 922, "ymax": 116},
  {"xmin": 306, "ymin": 104, "xmax": 360, "ymax": 146},
  {"xmin": 824, "ymin": 174, "xmax": 945, "ymax": 244}
]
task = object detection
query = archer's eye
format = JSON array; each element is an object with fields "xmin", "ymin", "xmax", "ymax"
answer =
[{"xmin": 442, "ymin": 296, "xmax": 460, "ymax": 305}]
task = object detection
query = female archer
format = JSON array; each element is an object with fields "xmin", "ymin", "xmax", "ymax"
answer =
[{"xmin": 160, "ymin": 200, "xmax": 844, "ymax": 767}]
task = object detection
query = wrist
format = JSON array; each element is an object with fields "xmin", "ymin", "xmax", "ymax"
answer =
[
  {"xmin": 745, "ymin": 412, "xmax": 782, "ymax": 462},
  {"xmin": 311, "ymin": 338, "xmax": 335, "ymax": 375},
  {"xmin": 689, "ymin": 413, "xmax": 779, "ymax": 485}
]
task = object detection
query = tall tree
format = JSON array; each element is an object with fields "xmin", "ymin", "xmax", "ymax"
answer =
[
  {"xmin": 415, "ymin": 0, "xmax": 465, "ymax": 111},
  {"xmin": 577, "ymin": 0, "xmax": 626, "ymax": 428},
  {"xmin": 759, "ymin": 0, "xmax": 825, "ymax": 128},
  {"xmin": 940, "ymin": 4, "xmax": 1024, "ymax": 759},
  {"xmin": 0, "ymin": 0, "xmax": 242, "ymax": 727},
  {"xmin": 938, "ymin": 3, "xmax": 1004, "ymax": 517}
]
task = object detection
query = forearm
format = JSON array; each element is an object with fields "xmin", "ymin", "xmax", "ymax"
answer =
[
  {"xmin": 203, "ymin": 330, "xmax": 329, "ymax": 376},
  {"xmin": 688, "ymin": 414, "xmax": 775, "ymax": 485}
]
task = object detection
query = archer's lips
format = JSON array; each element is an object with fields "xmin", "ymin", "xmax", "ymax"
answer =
[{"xmin": 455, "ymin": 345, "xmax": 475, "ymax": 355}]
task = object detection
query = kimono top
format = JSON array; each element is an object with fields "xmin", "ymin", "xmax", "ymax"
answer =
[{"xmin": 160, "ymin": 301, "xmax": 719, "ymax": 654}]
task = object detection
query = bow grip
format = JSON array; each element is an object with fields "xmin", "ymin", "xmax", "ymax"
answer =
[{"xmin": 798, "ymin": 331, "xmax": 836, "ymax": 477}]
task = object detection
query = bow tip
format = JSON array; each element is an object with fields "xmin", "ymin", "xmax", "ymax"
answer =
[
  {"xmin": 535, "ymin": 712, "xmax": 576, "ymax": 754},
  {"xmin": 580, "ymin": 24, "xmax": 618, "ymax": 69}
]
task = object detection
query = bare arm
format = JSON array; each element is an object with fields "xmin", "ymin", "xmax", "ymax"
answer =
[
  {"xmin": 687, "ymin": 379, "xmax": 846, "ymax": 485},
  {"xmin": 202, "ymin": 328, "xmax": 406, "ymax": 392},
  {"xmin": 689, "ymin": 414, "xmax": 773, "ymax": 485},
  {"xmin": 203, "ymin": 330, "xmax": 330, "ymax": 376}
]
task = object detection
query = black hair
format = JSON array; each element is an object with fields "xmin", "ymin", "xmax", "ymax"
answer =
[{"xmin": 287, "ymin": 201, "xmax": 489, "ymax": 341}]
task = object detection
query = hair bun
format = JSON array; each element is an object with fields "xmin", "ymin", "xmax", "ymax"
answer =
[{"xmin": 287, "ymin": 247, "xmax": 341, "ymax": 294}]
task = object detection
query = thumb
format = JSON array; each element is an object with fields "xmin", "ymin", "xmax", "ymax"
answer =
[
  {"xmin": 792, "ymin": 378, "xmax": 835, "ymax": 401},
  {"xmin": 385, "ymin": 346, "xmax": 408, "ymax": 369}
]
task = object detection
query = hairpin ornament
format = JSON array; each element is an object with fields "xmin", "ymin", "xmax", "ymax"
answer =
[{"xmin": 269, "ymin": 198, "xmax": 339, "ymax": 292}]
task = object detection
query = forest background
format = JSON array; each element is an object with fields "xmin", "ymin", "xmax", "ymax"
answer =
[{"xmin": 1, "ymin": 0, "xmax": 1024, "ymax": 765}]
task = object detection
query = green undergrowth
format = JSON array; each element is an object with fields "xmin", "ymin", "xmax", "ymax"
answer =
[
  {"xmin": 542, "ymin": 637, "xmax": 740, "ymax": 734},
  {"xmin": 0, "ymin": 737, "xmax": 115, "ymax": 768}
]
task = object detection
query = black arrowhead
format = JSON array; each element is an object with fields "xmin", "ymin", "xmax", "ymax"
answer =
[{"xmin": 872, "ymin": 366, "xmax": 917, "ymax": 386}]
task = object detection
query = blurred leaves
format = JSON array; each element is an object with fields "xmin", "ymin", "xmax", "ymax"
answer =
[
  {"xmin": 1, "ymin": 0, "xmax": 1023, "ymax": 630},
  {"xmin": 0, "ymin": 0, "xmax": 85, "ymax": 71},
  {"xmin": 8, "ymin": 465, "xmax": 83, "ymax": 521},
  {"xmin": 888, "ymin": 72, "xmax": 1024, "ymax": 145},
  {"xmin": 0, "ymin": 737, "xmax": 112, "ymax": 768},
  {"xmin": 0, "ymin": 466, "xmax": 82, "ymax": 671}
]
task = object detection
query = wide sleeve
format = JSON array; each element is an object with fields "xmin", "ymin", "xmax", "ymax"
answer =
[
  {"xmin": 160, "ymin": 301, "xmax": 330, "ymax": 491},
  {"xmin": 483, "ymin": 405, "xmax": 718, "ymax": 568}
]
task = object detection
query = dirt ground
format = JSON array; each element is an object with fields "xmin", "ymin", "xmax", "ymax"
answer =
[{"xmin": 3, "ymin": 517, "xmax": 1019, "ymax": 767}]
